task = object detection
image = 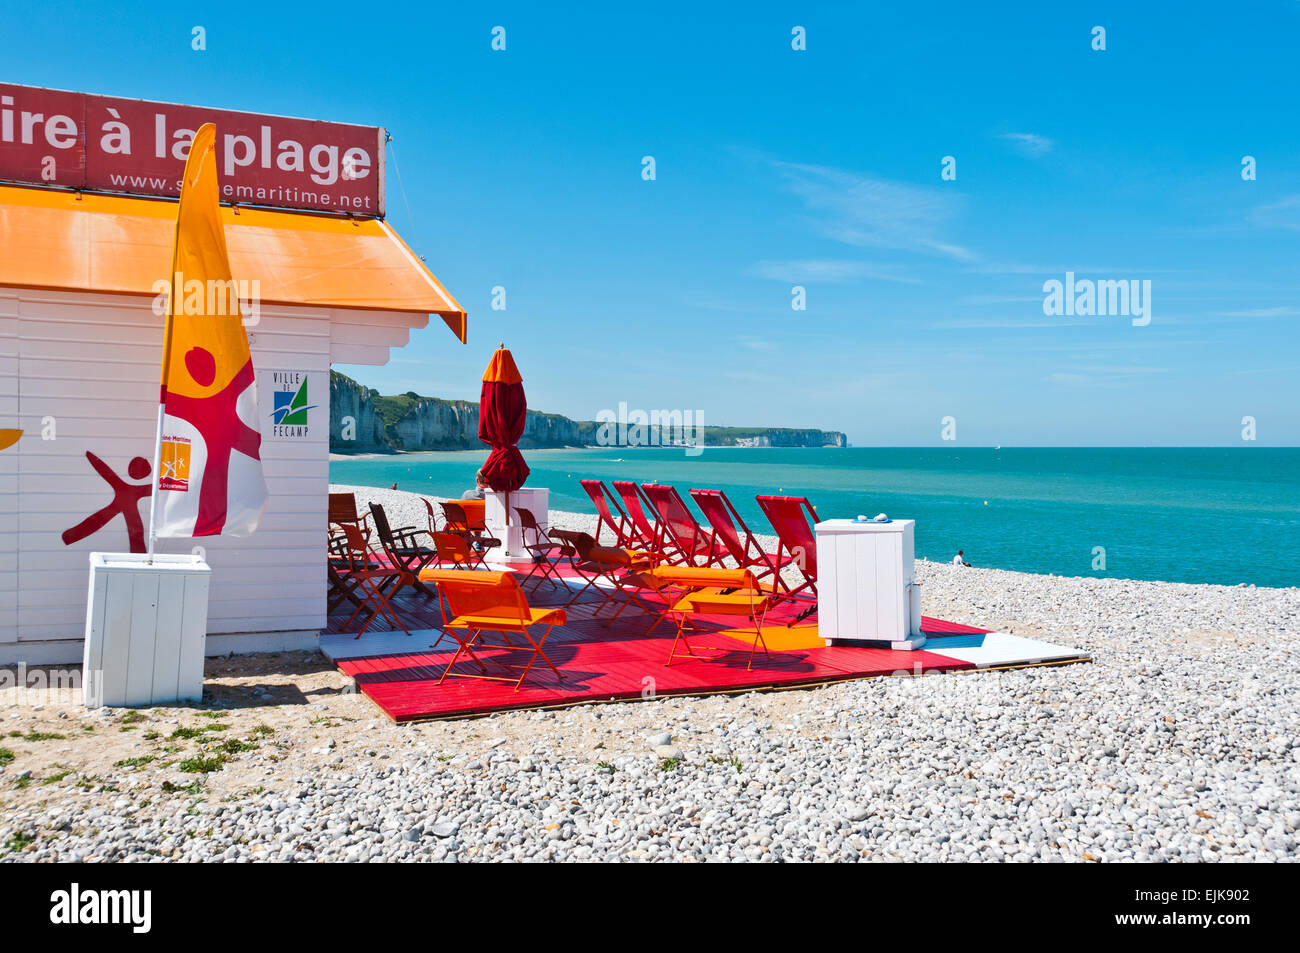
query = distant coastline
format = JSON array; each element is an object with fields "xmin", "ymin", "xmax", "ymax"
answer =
[{"xmin": 329, "ymin": 370, "xmax": 847, "ymax": 454}]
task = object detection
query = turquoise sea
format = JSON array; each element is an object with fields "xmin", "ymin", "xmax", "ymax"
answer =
[{"xmin": 330, "ymin": 447, "xmax": 1300, "ymax": 589}]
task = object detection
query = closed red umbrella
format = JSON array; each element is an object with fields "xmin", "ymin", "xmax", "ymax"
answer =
[{"xmin": 478, "ymin": 345, "xmax": 530, "ymax": 504}]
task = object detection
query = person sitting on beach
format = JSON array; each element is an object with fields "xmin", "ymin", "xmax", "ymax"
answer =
[
  {"xmin": 952, "ymin": 549, "xmax": 971, "ymax": 567},
  {"xmin": 460, "ymin": 468, "xmax": 488, "ymax": 500}
]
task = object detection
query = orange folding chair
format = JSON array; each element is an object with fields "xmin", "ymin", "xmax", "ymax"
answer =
[
  {"xmin": 419, "ymin": 569, "xmax": 568, "ymax": 691},
  {"xmin": 430, "ymin": 531, "xmax": 480, "ymax": 570},
  {"xmin": 440, "ymin": 500, "xmax": 501, "ymax": 567},
  {"xmin": 335, "ymin": 523, "xmax": 414, "ymax": 638},
  {"xmin": 651, "ymin": 566, "xmax": 775, "ymax": 670}
]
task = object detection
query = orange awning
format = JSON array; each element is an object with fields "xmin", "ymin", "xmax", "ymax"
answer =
[{"xmin": 0, "ymin": 184, "xmax": 467, "ymax": 342}]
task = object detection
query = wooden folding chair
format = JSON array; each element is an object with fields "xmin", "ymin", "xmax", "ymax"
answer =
[
  {"xmin": 515, "ymin": 507, "xmax": 572, "ymax": 590},
  {"xmin": 550, "ymin": 529, "xmax": 668, "ymax": 629},
  {"xmin": 419, "ymin": 569, "xmax": 568, "ymax": 692},
  {"xmin": 329, "ymin": 492, "xmax": 371, "ymax": 541},
  {"xmin": 370, "ymin": 503, "xmax": 439, "ymax": 599},
  {"xmin": 422, "ymin": 497, "xmax": 441, "ymax": 534}
]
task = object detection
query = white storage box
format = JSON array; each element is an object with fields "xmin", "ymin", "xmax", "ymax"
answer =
[
  {"xmin": 82, "ymin": 552, "xmax": 211, "ymax": 708},
  {"xmin": 815, "ymin": 518, "xmax": 924, "ymax": 649},
  {"xmin": 484, "ymin": 488, "xmax": 549, "ymax": 558}
]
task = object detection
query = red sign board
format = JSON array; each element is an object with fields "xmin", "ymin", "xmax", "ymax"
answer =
[{"xmin": 0, "ymin": 83, "xmax": 385, "ymax": 216}]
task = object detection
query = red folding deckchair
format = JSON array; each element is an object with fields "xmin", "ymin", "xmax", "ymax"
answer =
[
  {"xmin": 336, "ymin": 523, "xmax": 414, "ymax": 638},
  {"xmin": 755, "ymin": 494, "xmax": 820, "ymax": 621},
  {"xmin": 579, "ymin": 479, "xmax": 637, "ymax": 547},
  {"xmin": 611, "ymin": 480, "xmax": 681, "ymax": 561},
  {"xmin": 689, "ymin": 489, "xmax": 786, "ymax": 591},
  {"xmin": 641, "ymin": 484, "xmax": 730, "ymax": 568},
  {"xmin": 418, "ymin": 569, "xmax": 568, "ymax": 692}
]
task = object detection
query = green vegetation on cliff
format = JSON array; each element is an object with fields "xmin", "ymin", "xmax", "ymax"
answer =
[{"xmin": 330, "ymin": 371, "xmax": 846, "ymax": 452}]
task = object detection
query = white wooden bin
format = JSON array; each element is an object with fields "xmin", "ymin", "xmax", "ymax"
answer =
[
  {"xmin": 83, "ymin": 552, "xmax": 211, "ymax": 708},
  {"xmin": 484, "ymin": 487, "xmax": 549, "ymax": 558},
  {"xmin": 814, "ymin": 518, "xmax": 924, "ymax": 650}
]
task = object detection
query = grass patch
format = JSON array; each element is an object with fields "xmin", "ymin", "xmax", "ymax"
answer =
[
  {"xmin": 0, "ymin": 748, "xmax": 13, "ymax": 767},
  {"xmin": 21, "ymin": 731, "xmax": 65, "ymax": 741},
  {"xmin": 42, "ymin": 768, "xmax": 72, "ymax": 784},
  {"xmin": 659, "ymin": 757, "xmax": 682, "ymax": 772},
  {"xmin": 4, "ymin": 832, "xmax": 33, "ymax": 853},
  {"xmin": 170, "ymin": 723, "xmax": 228, "ymax": 740},
  {"xmin": 161, "ymin": 779, "xmax": 202, "ymax": 795},
  {"xmin": 177, "ymin": 754, "xmax": 226, "ymax": 774},
  {"xmin": 119, "ymin": 710, "xmax": 147, "ymax": 724},
  {"xmin": 143, "ymin": 730, "xmax": 161, "ymax": 740},
  {"xmin": 114, "ymin": 755, "xmax": 157, "ymax": 769},
  {"xmin": 249, "ymin": 724, "xmax": 275, "ymax": 738},
  {"xmin": 217, "ymin": 738, "xmax": 257, "ymax": 755}
]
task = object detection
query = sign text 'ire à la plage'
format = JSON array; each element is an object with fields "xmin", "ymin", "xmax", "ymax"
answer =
[{"xmin": 0, "ymin": 83, "xmax": 384, "ymax": 215}]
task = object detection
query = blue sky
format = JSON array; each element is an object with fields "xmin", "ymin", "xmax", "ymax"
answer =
[{"xmin": 4, "ymin": 1, "xmax": 1299, "ymax": 445}]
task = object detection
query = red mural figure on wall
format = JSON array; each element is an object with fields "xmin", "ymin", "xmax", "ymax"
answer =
[
  {"xmin": 163, "ymin": 346, "xmax": 263, "ymax": 536},
  {"xmin": 61, "ymin": 452, "xmax": 154, "ymax": 553}
]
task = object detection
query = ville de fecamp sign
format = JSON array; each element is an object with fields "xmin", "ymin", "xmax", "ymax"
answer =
[{"xmin": 0, "ymin": 83, "xmax": 385, "ymax": 216}]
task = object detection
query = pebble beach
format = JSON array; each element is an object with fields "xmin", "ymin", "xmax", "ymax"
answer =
[{"xmin": 1, "ymin": 484, "xmax": 1297, "ymax": 863}]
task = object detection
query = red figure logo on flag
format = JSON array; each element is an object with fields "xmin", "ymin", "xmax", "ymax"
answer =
[{"xmin": 151, "ymin": 122, "xmax": 268, "ymax": 541}]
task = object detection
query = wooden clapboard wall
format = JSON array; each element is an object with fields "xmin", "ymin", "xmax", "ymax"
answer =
[{"xmin": 0, "ymin": 287, "xmax": 427, "ymax": 653}]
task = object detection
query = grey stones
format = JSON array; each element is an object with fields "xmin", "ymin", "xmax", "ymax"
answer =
[{"xmin": 5, "ymin": 497, "xmax": 1300, "ymax": 863}]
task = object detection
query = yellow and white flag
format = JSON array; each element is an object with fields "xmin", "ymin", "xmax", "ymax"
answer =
[{"xmin": 152, "ymin": 123, "xmax": 267, "ymax": 538}]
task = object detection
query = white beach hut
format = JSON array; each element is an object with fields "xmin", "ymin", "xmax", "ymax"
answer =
[{"xmin": 0, "ymin": 136, "xmax": 465, "ymax": 664}]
